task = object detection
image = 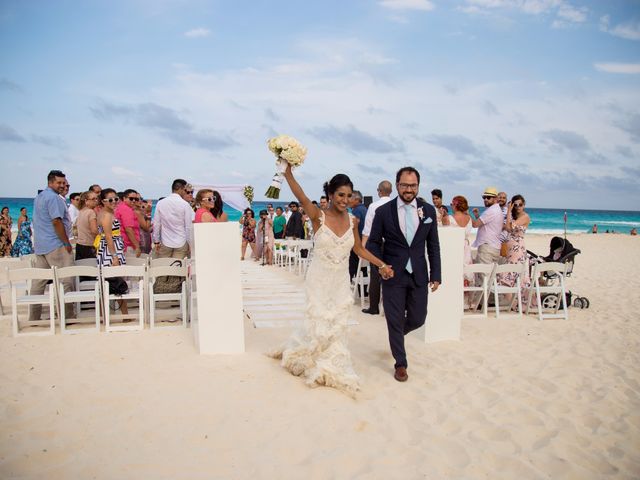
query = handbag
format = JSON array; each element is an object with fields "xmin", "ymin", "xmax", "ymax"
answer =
[
  {"xmin": 500, "ymin": 242, "xmax": 509, "ymax": 257},
  {"xmin": 108, "ymin": 276, "xmax": 129, "ymax": 295}
]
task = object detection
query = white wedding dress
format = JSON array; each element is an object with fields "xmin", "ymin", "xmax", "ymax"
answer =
[{"xmin": 270, "ymin": 211, "xmax": 359, "ymax": 396}]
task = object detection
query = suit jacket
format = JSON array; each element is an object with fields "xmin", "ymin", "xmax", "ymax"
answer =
[
  {"xmin": 285, "ymin": 211, "xmax": 305, "ymax": 239},
  {"xmin": 368, "ymin": 197, "xmax": 441, "ymax": 287}
]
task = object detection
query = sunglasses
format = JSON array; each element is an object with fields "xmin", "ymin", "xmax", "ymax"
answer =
[
  {"xmin": 482, "ymin": 196, "xmax": 494, "ymax": 200},
  {"xmin": 127, "ymin": 197, "xmax": 139, "ymax": 202},
  {"xmin": 103, "ymin": 197, "xmax": 120, "ymax": 203},
  {"xmin": 513, "ymin": 202, "xmax": 523, "ymax": 207},
  {"xmin": 202, "ymin": 197, "xmax": 214, "ymax": 202},
  {"xmin": 185, "ymin": 189, "xmax": 194, "ymax": 195}
]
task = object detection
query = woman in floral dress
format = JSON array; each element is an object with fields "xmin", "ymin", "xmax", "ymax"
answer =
[
  {"xmin": 497, "ymin": 195, "xmax": 531, "ymax": 309},
  {"xmin": 0, "ymin": 206, "xmax": 12, "ymax": 257},
  {"xmin": 10, "ymin": 207, "xmax": 33, "ymax": 257}
]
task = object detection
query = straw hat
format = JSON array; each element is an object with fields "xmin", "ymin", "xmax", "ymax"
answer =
[{"xmin": 482, "ymin": 187, "xmax": 498, "ymax": 197}]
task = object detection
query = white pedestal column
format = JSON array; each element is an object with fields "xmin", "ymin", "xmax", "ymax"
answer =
[
  {"xmin": 411, "ymin": 227, "xmax": 464, "ymax": 343},
  {"xmin": 191, "ymin": 222, "xmax": 245, "ymax": 354}
]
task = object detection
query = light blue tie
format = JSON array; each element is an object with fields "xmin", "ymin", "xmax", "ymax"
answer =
[{"xmin": 404, "ymin": 204, "xmax": 415, "ymax": 273}]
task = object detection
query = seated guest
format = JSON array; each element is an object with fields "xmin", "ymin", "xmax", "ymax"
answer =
[{"xmin": 75, "ymin": 191, "xmax": 99, "ymax": 260}]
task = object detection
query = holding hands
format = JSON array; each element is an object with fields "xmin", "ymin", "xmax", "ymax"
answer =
[{"xmin": 378, "ymin": 264, "xmax": 395, "ymax": 280}]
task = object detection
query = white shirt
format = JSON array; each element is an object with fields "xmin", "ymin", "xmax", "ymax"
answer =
[
  {"xmin": 362, "ymin": 196, "xmax": 391, "ymax": 237},
  {"xmin": 68, "ymin": 204, "xmax": 79, "ymax": 226},
  {"xmin": 396, "ymin": 197, "xmax": 419, "ymax": 238},
  {"xmin": 152, "ymin": 193, "xmax": 194, "ymax": 248},
  {"xmin": 473, "ymin": 203, "xmax": 503, "ymax": 249}
]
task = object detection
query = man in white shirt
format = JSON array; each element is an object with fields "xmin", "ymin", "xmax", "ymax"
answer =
[
  {"xmin": 360, "ymin": 180, "xmax": 392, "ymax": 315},
  {"xmin": 471, "ymin": 187, "xmax": 503, "ymax": 265},
  {"xmin": 152, "ymin": 178, "xmax": 194, "ymax": 259},
  {"xmin": 67, "ymin": 192, "xmax": 81, "ymax": 239}
]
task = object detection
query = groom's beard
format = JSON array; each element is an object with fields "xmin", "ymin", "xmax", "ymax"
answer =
[{"xmin": 400, "ymin": 190, "xmax": 417, "ymax": 204}]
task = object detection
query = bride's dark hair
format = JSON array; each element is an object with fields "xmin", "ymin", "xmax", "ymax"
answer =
[{"xmin": 323, "ymin": 174, "xmax": 353, "ymax": 198}]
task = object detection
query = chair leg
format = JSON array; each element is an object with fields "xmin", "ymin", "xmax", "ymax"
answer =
[{"xmin": 11, "ymin": 287, "xmax": 18, "ymax": 336}]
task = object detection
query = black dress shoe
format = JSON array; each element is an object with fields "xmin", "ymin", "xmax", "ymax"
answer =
[{"xmin": 362, "ymin": 308, "xmax": 380, "ymax": 315}]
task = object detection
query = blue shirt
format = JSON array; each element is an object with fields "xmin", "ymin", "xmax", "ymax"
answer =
[
  {"xmin": 352, "ymin": 203, "xmax": 367, "ymax": 236},
  {"xmin": 33, "ymin": 187, "xmax": 69, "ymax": 255}
]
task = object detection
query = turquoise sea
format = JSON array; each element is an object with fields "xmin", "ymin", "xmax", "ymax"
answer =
[{"xmin": 2, "ymin": 197, "xmax": 638, "ymax": 235}]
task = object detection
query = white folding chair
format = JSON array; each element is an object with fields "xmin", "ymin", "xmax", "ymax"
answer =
[
  {"xmin": 351, "ymin": 258, "xmax": 370, "ymax": 308},
  {"xmin": 463, "ymin": 263, "xmax": 495, "ymax": 318},
  {"xmin": 274, "ymin": 240, "xmax": 286, "ymax": 267},
  {"xmin": 148, "ymin": 264, "xmax": 188, "ymax": 329},
  {"xmin": 527, "ymin": 262, "xmax": 568, "ymax": 321},
  {"xmin": 150, "ymin": 257, "xmax": 185, "ymax": 268},
  {"xmin": 296, "ymin": 240, "xmax": 313, "ymax": 276},
  {"xmin": 102, "ymin": 265, "xmax": 146, "ymax": 332},
  {"xmin": 10, "ymin": 267, "xmax": 56, "ymax": 336},
  {"xmin": 1, "ymin": 257, "xmax": 33, "ymax": 315},
  {"xmin": 56, "ymin": 265, "xmax": 101, "ymax": 334},
  {"xmin": 492, "ymin": 262, "xmax": 526, "ymax": 318},
  {"xmin": 284, "ymin": 240, "xmax": 299, "ymax": 272}
]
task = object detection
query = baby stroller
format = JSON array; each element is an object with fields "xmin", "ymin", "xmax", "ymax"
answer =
[{"xmin": 526, "ymin": 237, "xmax": 589, "ymax": 310}]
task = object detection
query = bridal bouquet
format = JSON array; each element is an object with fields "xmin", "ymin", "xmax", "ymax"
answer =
[{"xmin": 265, "ymin": 135, "xmax": 307, "ymax": 199}]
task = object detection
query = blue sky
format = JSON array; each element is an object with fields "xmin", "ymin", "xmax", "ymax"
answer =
[{"xmin": 1, "ymin": 0, "xmax": 639, "ymax": 209}]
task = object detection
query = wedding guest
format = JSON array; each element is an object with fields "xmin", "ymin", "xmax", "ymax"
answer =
[
  {"xmin": 68, "ymin": 192, "xmax": 81, "ymax": 229},
  {"xmin": 10, "ymin": 207, "xmax": 33, "ymax": 257},
  {"xmin": 97, "ymin": 188, "xmax": 129, "ymax": 316},
  {"xmin": 497, "ymin": 195, "xmax": 531, "ymax": 309},
  {"xmin": 194, "ymin": 189, "xmax": 217, "ymax": 223},
  {"xmin": 115, "ymin": 189, "xmax": 146, "ymax": 257},
  {"xmin": 471, "ymin": 187, "xmax": 503, "ymax": 265},
  {"xmin": 497, "ymin": 191, "xmax": 509, "ymax": 252},
  {"xmin": 139, "ymin": 200, "xmax": 153, "ymax": 254},
  {"xmin": 349, "ymin": 190, "xmax": 367, "ymax": 280},
  {"xmin": 431, "ymin": 189, "xmax": 449, "ymax": 226},
  {"xmin": 284, "ymin": 201, "xmax": 304, "ymax": 239},
  {"xmin": 89, "ymin": 184, "xmax": 103, "ymax": 214},
  {"xmin": 30, "ymin": 170, "xmax": 74, "ymax": 321},
  {"xmin": 75, "ymin": 191, "xmax": 99, "ymax": 260},
  {"xmin": 361, "ymin": 180, "xmax": 393, "ymax": 315},
  {"xmin": 239, "ymin": 208, "xmax": 257, "ymax": 260},
  {"xmin": 267, "ymin": 203, "xmax": 275, "ymax": 220},
  {"xmin": 273, "ymin": 207, "xmax": 286, "ymax": 239},
  {"xmin": 319, "ymin": 196, "xmax": 328, "ymax": 210},
  {"xmin": 152, "ymin": 179, "xmax": 193, "ymax": 259},
  {"xmin": 0, "ymin": 206, "xmax": 12, "ymax": 257},
  {"xmin": 210, "ymin": 190, "xmax": 228, "ymax": 222},
  {"xmin": 448, "ymin": 196, "xmax": 474, "ymax": 300},
  {"xmin": 256, "ymin": 209, "xmax": 275, "ymax": 264},
  {"xmin": 284, "ymin": 206, "xmax": 292, "ymax": 221}
]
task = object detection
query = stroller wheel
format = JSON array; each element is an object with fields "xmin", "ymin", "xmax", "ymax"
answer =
[
  {"xmin": 573, "ymin": 297, "xmax": 584, "ymax": 309},
  {"xmin": 581, "ymin": 297, "xmax": 590, "ymax": 309},
  {"xmin": 542, "ymin": 294, "xmax": 559, "ymax": 310}
]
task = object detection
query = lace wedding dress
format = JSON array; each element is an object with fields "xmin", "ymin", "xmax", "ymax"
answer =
[{"xmin": 269, "ymin": 211, "xmax": 359, "ymax": 396}]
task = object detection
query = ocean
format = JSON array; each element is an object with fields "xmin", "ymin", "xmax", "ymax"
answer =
[{"xmin": 2, "ymin": 197, "xmax": 638, "ymax": 235}]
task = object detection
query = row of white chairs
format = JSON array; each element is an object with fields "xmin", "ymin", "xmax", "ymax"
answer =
[
  {"xmin": 464, "ymin": 261, "xmax": 569, "ymax": 321},
  {"xmin": 2, "ymin": 255, "xmax": 189, "ymax": 336},
  {"xmin": 274, "ymin": 239, "xmax": 314, "ymax": 276}
]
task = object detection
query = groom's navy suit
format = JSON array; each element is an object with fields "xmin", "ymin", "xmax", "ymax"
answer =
[{"xmin": 367, "ymin": 197, "xmax": 441, "ymax": 369}]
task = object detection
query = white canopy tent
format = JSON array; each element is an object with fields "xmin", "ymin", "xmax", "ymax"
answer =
[{"xmin": 191, "ymin": 184, "xmax": 250, "ymax": 212}]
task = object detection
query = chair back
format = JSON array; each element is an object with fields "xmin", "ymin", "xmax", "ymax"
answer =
[
  {"xmin": 149, "ymin": 265, "xmax": 187, "ymax": 279},
  {"xmin": 74, "ymin": 258, "xmax": 97, "ymax": 267},
  {"xmin": 463, "ymin": 263, "xmax": 495, "ymax": 276},
  {"xmin": 56, "ymin": 265, "xmax": 100, "ymax": 280},
  {"xmin": 122, "ymin": 256, "xmax": 149, "ymax": 267},
  {"xmin": 150, "ymin": 258, "xmax": 185, "ymax": 268},
  {"xmin": 494, "ymin": 262, "xmax": 526, "ymax": 275},
  {"xmin": 101, "ymin": 265, "xmax": 146, "ymax": 278},
  {"xmin": 533, "ymin": 262, "xmax": 566, "ymax": 276},
  {"xmin": 1, "ymin": 258, "xmax": 34, "ymax": 284},
  {"xmin": 9, "ymin": 267, "xmax": 55, "ymax": 283}
]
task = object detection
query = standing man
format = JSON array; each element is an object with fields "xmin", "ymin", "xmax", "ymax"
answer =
[
  {"xmin": 361, "ymin": 180, "xmax": 393, "ymax": 315},
  {"xmin": 471, "ymin": 187, "xmax": 503, "ymax": 265},
  {"xmin": 497, "ymin": 191, "xmax": 509, "ymax": 249},
  {"xmin": 29, "ymin": 170, "xmax": 75, "ymax": 320},
  {"xmin": 348, "ymin": 190, "xmax": 368, "ymax": 280},
  {"xmin": 368, "ymin": 167, "xmax": 441, "ymax": 382},
  {"xmin": 115, "ymin": 189, "xmax": 149, "ymax": 257},
  {"xmin": 273, "ymin": 207, "xmax": 286, "ymax": 239},
  {"xmin": 68, "ymin": 192, "xmax": 81, "ymax": 229},
  {"xmin": 319, "ymin": 196, "xmax": 328, "ymax": 210},
  {"xmin": 152, "ymin": 179, "xmax": 194, "ymax": 259},
  {"xmin": 284, "ymin": 201, "xmax": 304, "ymax": 239}
]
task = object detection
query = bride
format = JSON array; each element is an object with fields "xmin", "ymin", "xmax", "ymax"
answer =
[{"xmin": 269, "ymin": 164, "xmax": 393, "ymax": 396}]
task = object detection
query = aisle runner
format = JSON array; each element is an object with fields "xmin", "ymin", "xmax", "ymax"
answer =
[{"xmin": 241, "ymin": 261, "xmax": 306, "ymax": 328}]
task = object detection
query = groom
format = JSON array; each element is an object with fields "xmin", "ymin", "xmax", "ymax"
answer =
[{"xmin": 367, "ymin": 166, "xmax": 441, "ymax": 382}]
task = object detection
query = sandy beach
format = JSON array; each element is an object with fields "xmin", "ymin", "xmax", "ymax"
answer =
[{"xmin": 1, "ymin": 233, "xmax": 639, "ymax": 479}]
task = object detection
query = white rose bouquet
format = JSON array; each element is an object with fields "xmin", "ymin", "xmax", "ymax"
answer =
[{"xmin": 265, "ymin": 135, "xmax": 307, "ymax": 199}]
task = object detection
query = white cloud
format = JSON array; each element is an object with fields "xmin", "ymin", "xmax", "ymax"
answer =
[
  {"xmin": 112, "ymin": 166, "xmax": 141, "ymax": 177},
  {"xmin": 600, "ymin": 16, "xmax": 640, "ymax": 41},
  {"xmin": 378, "ymin": 0, "xmax": 434, "ymax": 11},
  {"xmin": 557, "ymin": 4, "xmax": 587, "ymax": 23},
  {"xmin": 594, "ymin": 63, "xmax": 640, "ymax": 74},
  {"xmin": 184, "ymin": 27, "xmax": 211, "ymax": 38},
  {"xmin": 462, "ymin": 0, "xmax": 588, "ymax": 25}
]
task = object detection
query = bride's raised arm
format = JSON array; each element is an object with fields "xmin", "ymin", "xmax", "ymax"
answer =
[{"xmin": 282, "ymin": 163, "xmax": 321, "ymax": 223}]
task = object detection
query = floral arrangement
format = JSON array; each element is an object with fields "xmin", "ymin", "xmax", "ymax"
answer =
[
  {"xmin": 243, "ymin": 185, "xmax": 254, "ymax": 205},
  {"xmin": 265, "ymin": 135, "xmax": 307, "ymax": 199}
]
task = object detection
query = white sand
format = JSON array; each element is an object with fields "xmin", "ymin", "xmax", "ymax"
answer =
[{"xmin": 1, "ymin": 234, "xmax": 639, "ymax": 479}]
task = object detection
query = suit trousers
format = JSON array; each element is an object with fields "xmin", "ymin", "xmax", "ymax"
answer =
[
  {"xmin": 367, "ymin": 262, "xmax": 381, "ymax": 312},
  {"xmin": 382, "ymin": 269, "xmax": 428, "ymax": 369}
]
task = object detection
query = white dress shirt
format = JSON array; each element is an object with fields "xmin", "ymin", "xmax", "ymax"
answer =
[
  {"xmin": 152, "ymin": 193, "xmax": 194, "ymax": 248},
  {"xmin": 396, "ymin": 197, "xmax": 419, "ymax": 238},
  {"xmin": 362, "ymin": 195, "xmax": 392, "ymax": 237}
]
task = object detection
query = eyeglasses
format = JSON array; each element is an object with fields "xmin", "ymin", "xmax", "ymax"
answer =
[
  {"xmin": 104, "ymin": 197, "xmax": 119, "ymax": 203},
  {"xmin": 482, "ymin": 196, "xmax": 494, "ymax": 200},
  {"xmin": 398, "ymin": 183, "xmax": 418, "ymax": 190},
  {"xmin": 513, "ymin": 202, "xmax": 523, "ymax": 207}
]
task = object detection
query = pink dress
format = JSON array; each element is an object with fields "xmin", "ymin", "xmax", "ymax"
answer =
[
  {"xmin": 497, "ymin": 224, "xmax": 531, "ymax": 302},
  {"xmin": 194, "ymin": 208, "xmax": 217, "ymax": 223}
]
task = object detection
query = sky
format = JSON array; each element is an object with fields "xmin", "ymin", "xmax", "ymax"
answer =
[{"xmin": 0, "ymin": 0, "xmax": 639, "ymax": 209}]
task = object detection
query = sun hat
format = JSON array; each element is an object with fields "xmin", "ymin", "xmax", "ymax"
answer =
[{"xmin": 482, "ymin": 187, "xmax": 498, "ymax": 197}]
